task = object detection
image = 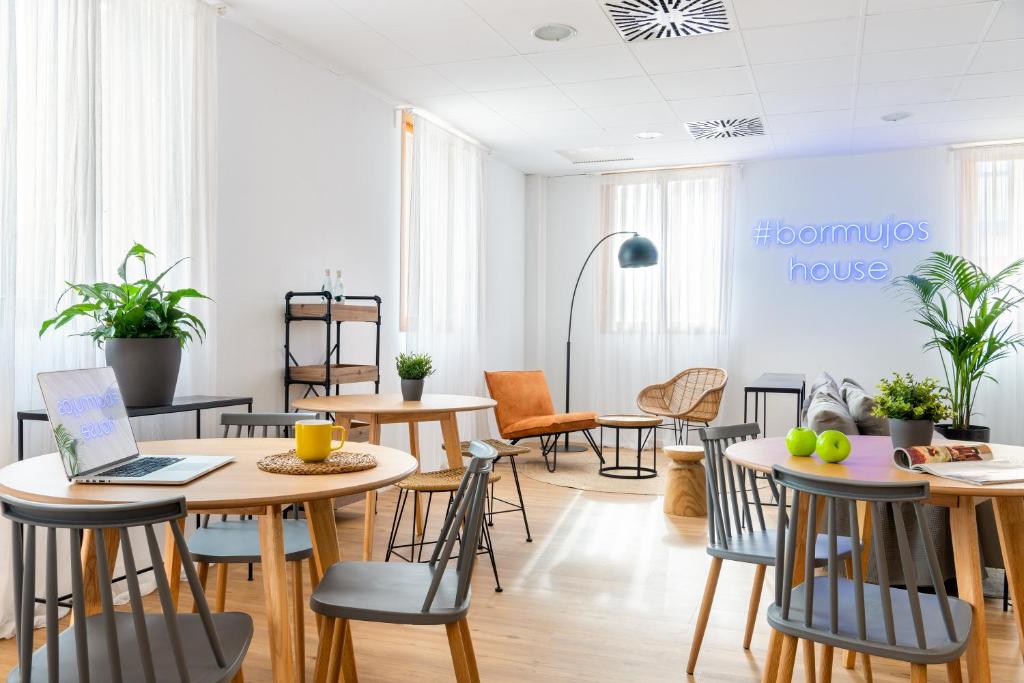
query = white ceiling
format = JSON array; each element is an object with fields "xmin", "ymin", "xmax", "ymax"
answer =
[{"xmin": 223, "ymin": 0, "xmax": 1024, "ymax": 175}]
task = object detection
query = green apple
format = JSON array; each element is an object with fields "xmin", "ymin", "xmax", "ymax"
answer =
[
  {"xmin": 815, "ymin": 430, "xmax": 852, "ymax": 463},
  {"xmin": 785, "ymin": 427, "xmax": 817, "ymax": 457}
]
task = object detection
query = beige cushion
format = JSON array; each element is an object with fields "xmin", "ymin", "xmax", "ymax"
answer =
[
  {"xmin": 805, "ymin": 384, "xmax": 858, "ymax": 435},
  {"xmin": 802, "ymin": 371, "xmax": 839, "ymax": 422},
  {"xmin": 840, "ymin": 378, "xmax": 890, "ymax": 436}
]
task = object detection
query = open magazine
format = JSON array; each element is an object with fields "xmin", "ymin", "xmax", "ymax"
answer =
[{"xmin": 893, "ymin": 444, "xmax": 1024, "ymax": 485}]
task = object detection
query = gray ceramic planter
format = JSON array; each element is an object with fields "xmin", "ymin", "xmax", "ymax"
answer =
[
  {"xmin": 105, "ymin": 338, "xmax": 182, "ymax": 407},
  {"xmin": 889, "ymin": 418, "xmax": 934, "ymax": 449},
  {"xmin": 401, "ymin": 379, "xmax": 424, "ymax": 402}
]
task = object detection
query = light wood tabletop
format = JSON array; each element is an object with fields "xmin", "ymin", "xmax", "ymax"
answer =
[
  {"xmin": 726, "ymin": 435, "xmax": 1024, "ymax": 683},
  {"xmin": 292, "ymin": 392, "xmax": 497, "ymax": 561},
  {"xmin": 0, "ymin": 438, "xmax": 417, "ymax": 683}
]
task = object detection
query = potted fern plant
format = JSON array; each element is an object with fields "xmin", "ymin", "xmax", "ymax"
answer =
[
  {"xmin": 872, "ymin": 373, "xmax": 950, "ymax": 448},
  {"xmin": 39, "ymin": 243, "xmax": 209, "ymax": 407},
  {"xmin": 890, "ymin": 251, "xmax": 1024, "ymax": 442},
  {"xmin": 396, "ymin": 352, "xmax": 434, "ymax": 401}
]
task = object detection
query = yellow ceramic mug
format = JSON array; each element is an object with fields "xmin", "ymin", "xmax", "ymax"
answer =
[{"xmin": 295, "ymin": 419, "xmax": 346, "ymax": 463}]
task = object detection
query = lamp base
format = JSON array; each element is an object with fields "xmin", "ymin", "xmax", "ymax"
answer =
[{"xmin": 552, "ymin": 442, "xmax": 588, "ymax": 453}]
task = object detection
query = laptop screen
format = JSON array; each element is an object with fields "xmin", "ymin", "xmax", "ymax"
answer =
[{"xmin": 38, "ymin": 367, "xmax": 139, "ymax": 478}]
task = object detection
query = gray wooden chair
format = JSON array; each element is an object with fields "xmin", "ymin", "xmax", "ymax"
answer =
[
  {"xmin": 687, "ymin": 423, "xmax": 854, "ymax": 675},
  {"xmin": 767, "ymin": 465, "xmax": 971, "ymax": 682},
  {"xmin": 310, "ymin": 441, "xmax": 498, "ymax": 682},
  {"xmin": 3, "ymin": 494, "xmax": 252, "ymax": 682},
  {"xmin": 186, "ymin": 412, "xmax": 316, "ymax": 675}
]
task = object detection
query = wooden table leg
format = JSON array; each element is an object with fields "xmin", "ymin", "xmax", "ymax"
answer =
[
  {"xmin": 306, "ymin": 498, "xmax": 357, "ymax": 682},
  {"xmin": 439, "ymin": 412, "xmax": 464, "ymax": 469},
  {"xmin": 362, "ymin": 416, "xmax": 382, "ymax": 561},
  {"xmin": 409, "ymin": 421, "xmax": 425, "ymax": 536},
  {"xmin": 260, "ymin": 505, "xmax": 296, "ymax": 682},
  {"xmin": 163, "ymin": 518, "xmax": 186, "ymax": 610},
  {"xmin": 994, "ymin": 496, "xmax": 1024, "ymax": 660},
  {"xmin": 951, "ymin": 496, "xmax": 991, "ymax": 683},
  {"xmin": 79, "ymin": 528, "xmax": 121, "ymax": 618}
]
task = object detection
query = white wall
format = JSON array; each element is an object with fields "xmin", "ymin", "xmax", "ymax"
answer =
[
  {"xmin": 216, "ymin": 20, "xmax": 526, "ymax": 436},
  {"xmin": 529, "ymin": 147, "xmax": 956, "ymax": 436}
]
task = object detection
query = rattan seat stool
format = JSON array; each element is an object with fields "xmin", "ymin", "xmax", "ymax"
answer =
[
  {"xmin": 445, "ymin": 438, "xmax": 533, "ymax": 542},
  {"xmin": 386, "ymin": 466, "xmax": 503, "ymax": 592}
]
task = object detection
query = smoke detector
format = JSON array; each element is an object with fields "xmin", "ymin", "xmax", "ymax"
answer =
[
  {"xmin": 532, "ymin": 24, "xmax": 577, "ymax": 42},
  {"xmin": 557, "ymin": 147, "xmax": 636, "ymax": 164},
  {"xmin": 604, "ymin": 0, "xmax": 730, "ymax": 42},
  {"xmin": 685, "ymin": 117, "xmax": 765, "ymax": 140}
]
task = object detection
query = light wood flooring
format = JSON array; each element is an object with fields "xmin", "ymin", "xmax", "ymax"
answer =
[{"xmin": 3, "ymin": 446, "xmax": 1023, "ymax": 681}]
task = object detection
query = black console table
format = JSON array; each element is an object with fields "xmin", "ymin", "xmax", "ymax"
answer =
[
  {"xmin": 17, "ymin": 395, "xmax": 253, "ymax": 461},
  {"xmin": 743, "ymin": 373, "xmax": 806, "ymax": 436}
]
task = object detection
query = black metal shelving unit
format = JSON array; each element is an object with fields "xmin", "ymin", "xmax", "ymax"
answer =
[{"xmin": 283, "ymin": 291, "xmax": 382, "ymax": 411}]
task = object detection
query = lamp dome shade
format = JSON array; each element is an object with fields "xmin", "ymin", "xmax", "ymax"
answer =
[{"xmin": 618, "ymin": 234, "xmax": 658, "ymax": 268}]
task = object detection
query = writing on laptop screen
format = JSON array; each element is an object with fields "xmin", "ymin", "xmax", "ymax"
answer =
[{"xmin": 38, "ymin": 368, "xmax": 138, "ymax": 477}]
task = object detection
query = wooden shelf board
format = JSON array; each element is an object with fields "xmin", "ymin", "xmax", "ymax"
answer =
[
  {"xmin": 288, "ymin": 364, "xmax": 379, "ymax": 385},
  {"xmin": 288, "ymin": 302, "xmax": 379, "ymax": 323}
]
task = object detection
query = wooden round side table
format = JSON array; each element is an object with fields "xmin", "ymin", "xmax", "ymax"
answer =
[{"xmin": 663, "ymin": 445, "xmax": 706, "ymax": 517}]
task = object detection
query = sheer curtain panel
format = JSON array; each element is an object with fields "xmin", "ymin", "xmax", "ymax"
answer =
[
  {"xmin": 593, "ymin": 166, "xmax": 734, "ymax": 417},
  {"xmin": 955, "ymin": 143, "xmax": 1024, "ymax": 445},
  {"xmin": 0, "ymin": 0, "xmax": 217, "ymax": 638},
  {"xmin": 404, "ymin": 115, "xmax": 487, "ymax": 470}
]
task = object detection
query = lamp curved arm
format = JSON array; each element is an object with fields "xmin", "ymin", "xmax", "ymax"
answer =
[{"xmin": 567, "ymin": 231, "xmax": 636, "ymax": 343}]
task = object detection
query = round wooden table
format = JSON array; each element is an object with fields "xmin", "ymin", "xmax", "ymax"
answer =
[
  {"xmin": 291, "ymin": 393, "xmax": 496, "ymax": 559},
  {"xmin": 0, "ymin": 438, "xmax": 417, "ymax": 683},
  {"xmin": 726, "ymin": 435, "xmax": 1024, "ymax": 683}
]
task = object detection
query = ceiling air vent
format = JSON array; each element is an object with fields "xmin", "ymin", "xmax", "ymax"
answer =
[
  {"xmin": 558, "ymin": 147, "xmax": 635, "ymax": 165},
  {"xmin": 604, "ymin": 0, "xmax": 730, "ymax": 42},
  {"xmin": 685, "ymin": 117, "xmax": 765, "ymax": 140}
]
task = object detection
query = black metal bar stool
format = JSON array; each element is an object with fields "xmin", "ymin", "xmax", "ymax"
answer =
[{"xmin": 444, "ymin": 438, "xmax": 533, "ymax": 542}]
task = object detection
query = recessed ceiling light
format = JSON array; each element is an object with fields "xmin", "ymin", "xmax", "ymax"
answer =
[
  {"xmin": 881, "ymin": 111, "xmax": 913, "ymax": 122},
  {"xmin": 532, "ymin": 23, "xmax": 577, "ymax": 42},
  {"xmin": 634, "ymin": 131, "xmax": 664, "ymax": 140}
]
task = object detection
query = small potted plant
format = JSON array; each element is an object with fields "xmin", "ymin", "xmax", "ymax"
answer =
[
  {"xmin": 396, "ymin": 352, "xmax": 434, "ymax": 401},
  {"xmin": 39, "ymin": 243, "xmax": 209, "ymax": 407},
  {"xmin": 872, "ymin": 373, "xmax": 950, "ymax": 448}
]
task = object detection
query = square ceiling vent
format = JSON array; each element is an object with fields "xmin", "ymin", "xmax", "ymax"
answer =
[
  {"xmin": 685, "ymin": 117, "xmax": 765, "ymax": 140},
  {"xmin": 604, "ymin": 0, "xmax": 730, "ymax": 42}
]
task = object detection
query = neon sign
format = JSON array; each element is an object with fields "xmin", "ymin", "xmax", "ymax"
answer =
[{"xmin": 752, "ymin": 217, "xmax": 930, "ymax": 283}]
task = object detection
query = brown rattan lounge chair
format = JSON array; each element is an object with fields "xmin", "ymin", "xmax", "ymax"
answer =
[{"xmin": 636, "ymin": 367, "xmax": 727, "ymax": 444}]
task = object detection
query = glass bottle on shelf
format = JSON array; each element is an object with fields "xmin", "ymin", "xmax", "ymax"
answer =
[
  {"xmin": 321, "ymin": 268, "xmax": 333, "ymax": 300},
  {"xmin": 333, "ymin": 269, "xmax": 345, "ymax": 303}
]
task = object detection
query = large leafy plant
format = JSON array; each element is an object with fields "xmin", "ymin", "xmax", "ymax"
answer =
[
  {"xmin": 39, "ymin": 243, "xmax": 209, "ymax": 347},
  {"xmin": 872, "ymin": 373, "xmax": 950, "ymax": 422},
  {"xmin": 890, "ymin": 251, "xmax": 1024, "ymax": 430}
]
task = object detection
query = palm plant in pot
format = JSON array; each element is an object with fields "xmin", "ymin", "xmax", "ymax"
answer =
[
  {"xmin": 39, "ymin": 243, "xmax": 209, "ymax": 407},
  {"xmin": 872, "ymin": 373, "xmax": 950, "ymax": 448},
  {"xmin": 890, "ymin": 251, "xmax": 1024, "ymax": 442},
  {"xmin": 396, "ymin": 352, "xmax": 434, "ymax": 401}
]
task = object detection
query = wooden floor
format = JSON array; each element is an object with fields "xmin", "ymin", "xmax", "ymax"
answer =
[{"xmin": 3, "ymin": 446, "xmax": 1023, "ymax": 682}]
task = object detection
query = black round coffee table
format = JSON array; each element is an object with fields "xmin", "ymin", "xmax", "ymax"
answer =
[{"xmin": 596, "ymin": 414, "xmax": 661, "ymax": 479}]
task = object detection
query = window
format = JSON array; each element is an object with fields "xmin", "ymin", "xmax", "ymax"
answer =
[{"xmin": 599, "ymin": 166, "xmax": 733, "ymax": 334}]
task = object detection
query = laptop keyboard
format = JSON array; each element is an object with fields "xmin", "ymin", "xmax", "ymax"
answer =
[{"xmin": 99, "ymin": 457, "xmax": 184, "ymax": 478}]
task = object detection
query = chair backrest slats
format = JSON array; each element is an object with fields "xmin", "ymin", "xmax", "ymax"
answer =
[
  {"xmin": 699, "ymin": 424, "xmax": 764, "ymax": 551},
  {"xmin": 44, "ymin": 528, "xmax": 59, "ymax": 682},
  {"xmin": 143, "ymin": 524, "xmax": 191, "ymax": 683},
  {"xmin": 421, "ymin": 441, "xmax": 498, "ymax": 613},
  {"xmin": 93, "ymin": 529, "xmax": 123, "ymax": 683},
  {"xmin": 68, "ymin": 530, "xmax": 90, "ymax": 683},
  {"xmin": 119, "ymin": 528, "xmax": 157, "ymax": 683},
  {"xmin": 169, "ymin": 521, "xmax": 227, "ymax": 666},
  {"xmin": 771, "ymin": 466, "xmax": 960, "ymax": 657}
]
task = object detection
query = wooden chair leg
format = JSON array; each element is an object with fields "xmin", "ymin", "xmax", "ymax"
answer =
[
  {"xmin": 946, "ymin": 659, "xmax": 963, "ymax": 683},
  {"xmin": 308, "ymin": 558, "xmax": 323, "ymax": 632},
  {"xmin": 325, "ymin": 618, "xmax": 346, "ymax": 683},
  {"xmin": 686, "ymin": 556, "xmax": 723, "ymax": 674},
  {"xmin": 230, "ymin": 668, "xmax": 245, "ymax": 683},
  {"xmin": 745, "ymin": 564, "xmax": 767, "ymax": 650},
  {"xmin": 777, "ymin": 635, "xmax": 799, "ymax": 683},
  {"xmin": 340, "ymin": 621, "xmax": 358, "ymax": 683},
  {"xmin": 910, "ymin": 663, "xmax": 927, "ymax": 683},
  {"xmin": 292, "ymin": 560, "xmax": 305, "ymax": 683},
  {"xmin": 844, "ymin": 648, "xmax": 856, "ymax": 669},
  {"xmin": 860, "ymin": 653, "xmax": 873, "ymax": 683},
  {"xmin": 445, "ymin": 621, "xmax": 472, "ymax": 683},
  {"xmin": 215, "ymin": 562, "xmax": 229, "ymax": 613},
  {"xmin": 801, "ymin": 640, "xmax": 815, "ymax": 683},
  {"xmin": 193, "ymin": 562, "xmax": 210, "ymax": 613},
  {"xmin": 818, "ymin": 645, "xmax": 834, "ymax": 683},
  {"xmin": 458, "ymin": 618, "xmax": 480, "ymax": 683},
  {"xmin": 762, "ymin": 629, "xmax": 783, "ymax": 683},
  {"xmin": 313, "ymin": 618, "xmax": 336, "ymax": 683}
]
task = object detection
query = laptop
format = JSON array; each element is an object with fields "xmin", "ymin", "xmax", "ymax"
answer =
[{"xmin": 38, "ymin": 367, "xmax": 233, "ymax": 484}]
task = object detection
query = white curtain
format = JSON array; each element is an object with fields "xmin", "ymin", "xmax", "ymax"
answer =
[
  {"xmin": 0, "ymin": 0, "xmax": 217, "ymax": 639},
  {"xmin": 592, "ymin": 166, "xmax": 734, "ymax": 417},
  {"xmin": 955, "ymin": 143, "xmax": 1024, "ymax": 445},
  {"xmin": 404, "ymin": 115, "xmax": 486, "ymax": 470}
]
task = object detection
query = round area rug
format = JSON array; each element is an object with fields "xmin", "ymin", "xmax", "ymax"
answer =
[{"xmin": 519, "ymin": 448, "xmax": 663, "ymax": 496}]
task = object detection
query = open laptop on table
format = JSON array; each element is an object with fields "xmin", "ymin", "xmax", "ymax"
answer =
[{"xmin": 38, "ymin": 367, "xmax": 233, "ymax": 484}]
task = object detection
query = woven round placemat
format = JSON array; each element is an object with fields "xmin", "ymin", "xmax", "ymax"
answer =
[{"xmin": 257, "ymin": 450, "xmax": 377, "ymax": 475}]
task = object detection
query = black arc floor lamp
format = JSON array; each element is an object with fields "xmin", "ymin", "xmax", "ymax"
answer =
[{"xmin": 560, "ymin": 231, "xmax": 659, "ymax": 453}]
